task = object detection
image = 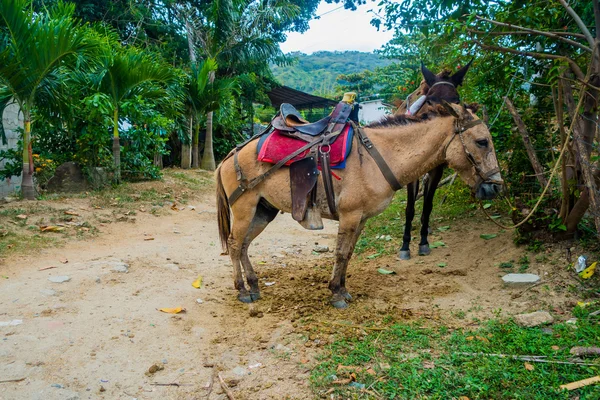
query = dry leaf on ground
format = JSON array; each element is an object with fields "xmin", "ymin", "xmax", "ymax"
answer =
[
  {"xmin": 524, "ymin": 362, "xmax": 535, "ymax": 371},
  {"xmin": 158, "ymin": 307, "xmax": 186, "ymax": 314},
  {"xmin": 192, "ymin": 276, "xmax": 203, "ymax": 289}
]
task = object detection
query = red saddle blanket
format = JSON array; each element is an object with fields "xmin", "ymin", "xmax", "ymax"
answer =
[{"xmin": 257, "ymin": 124, "xmax": 353, "ymax": 168}]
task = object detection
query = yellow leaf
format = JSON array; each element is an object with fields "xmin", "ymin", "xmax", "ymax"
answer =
[
  {"xmin": 40, "ymin": 225, "xmax": 65, "ymax": 232},
  {"xmin": 551, "ymin": 345, "xmax": 560, "ymax": 351},
  {"xmin": 158, "ymin": 307, "xmax": 185, "ymax": 314},
  {"xmin": 458, "ymin": 397, "xmax": 470, "ymax": 400},
  {"xmin": 579, "ymin": 262, "xmax": 597, "ymax": 280},
  {"xmin": 524, "ymin": 362, "xmax": 535, "ymax": 371},
  {"xmin": 192, "ymin": 275, "xmax": 203, "ymax": 289}
]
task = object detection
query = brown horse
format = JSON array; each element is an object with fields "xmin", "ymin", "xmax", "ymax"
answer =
[
  {"xmin": 396, "ymin": 61, "xmax": 473, "ymax": 260},
  {"xmin": 216, "ymin": 102, "xmax": 502, "ymax": 308}
]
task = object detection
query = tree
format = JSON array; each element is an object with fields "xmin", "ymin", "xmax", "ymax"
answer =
[
  {"xmin": 88, "ymin": 46, "xmax": 180, "ymax": 182},
  {"xmin": 372, "ymin": 0, "xmax": 600, "ymax": 237},
  {"xmin": 0, "ymin": 0, "xmax": 98, "ymax": 199},
  {"xmin": 187, "ymin": 0, "xmax": 298, "ymax": 170}
]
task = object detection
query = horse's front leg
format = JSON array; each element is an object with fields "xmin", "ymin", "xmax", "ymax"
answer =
[
  {"xmin": 329, "ymin": 213, "xmax": 365, "ymax": 309},
  {"xmin": 399, "ymin": 180, "xmax": 419, "ymax": 260},
  {"xmin": 418, "ymin": 165, "xmax": 444, "ymax": 256}
]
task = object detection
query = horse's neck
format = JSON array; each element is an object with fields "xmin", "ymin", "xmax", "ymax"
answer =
[{"xmin": 364, "ymin": 119, "xmax": 451, "ymax": 185}]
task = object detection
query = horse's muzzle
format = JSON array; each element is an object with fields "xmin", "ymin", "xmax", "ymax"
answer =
[{"xmin": 476, "ymin": 181, "xmax": 502, "ymax": 200}]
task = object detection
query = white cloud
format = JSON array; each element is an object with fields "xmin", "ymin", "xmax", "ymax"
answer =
[{"xmin": 280, "ymin": 2, "xmax": 395, "ymax": 54}]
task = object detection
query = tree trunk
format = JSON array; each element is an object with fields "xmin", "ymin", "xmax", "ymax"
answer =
[
  {"xmin": 201, "ymin": 110, "xmax": 216, "ymax": 171},
  {"xmin": 192, "ymin": 121, "xmax": 200, "ymax": 168},
  {"xmin": 112, "ymin": 108, "xmax": 121, "ymax": 183},
  {"xmin": 200, "ymin": 70, "xmax": 216, "ymax": 171},
  {"xmin": 21, "ymin": 110, "xmax": 35, "ymax": 200},
  {"xmin": 554, "ymin": 82, "xmax": 570, "ymax": 222},
  {"xmin": 504, "ymin": 97, "xmax": 549, "ymax": 188},
  {"xmin": 181, "ymin": 114, "xmax": 192, "ymax": 169}
]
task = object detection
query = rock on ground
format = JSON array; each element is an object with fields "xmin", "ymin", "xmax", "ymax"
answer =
[
  {"xmin": 48, "ymin": 276, "xmax": 71, "ymax": 283},
  {"xmin": 515, "ymin": 311, "xmax": 554, "ymax": 327},
  {"xmin": 502, "ymin": 273, "xmax": 540, "ymax": 285}
]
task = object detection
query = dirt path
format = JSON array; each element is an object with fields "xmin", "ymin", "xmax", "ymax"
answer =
[{"xmin": 0, "ymin": 178, "xmax": 578, "ymax": 400}]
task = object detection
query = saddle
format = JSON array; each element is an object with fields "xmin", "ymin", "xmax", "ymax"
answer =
[{"xmin": 266, "ymin": 97, "xmax": 355, "ymax": 228}]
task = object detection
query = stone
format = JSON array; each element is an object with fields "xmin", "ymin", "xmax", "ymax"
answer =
[
  {"xmin": 48, "ymin": 276, "xmax": 71, "ymax": 283},
  {"xmin": 161, "ymin": 263, "xmax": 179, "ymax": 271},
  {"xmin": 231, "ymin": 366, "xmax": 248, "ymax": 376},
  {"xmin": 313, "ymin": 245, "xmax": 329, "ymax": 253},
  {"xmin": 501, "ymin": 273, "xmax": 540, "ymax": 285},
  {"xmin": 46, "ymin": 162, "xmax": 89, "ymax": 193},
  {"xmin": 111, "ymin": 264, "xmax": 129, "ymax": 273},
  {"xmin": 515, "ymin": 311, "xmax": 554, "ymax": 327},
  {"xmin": 88, "ymin": 167, "xmax": 109, "ymax": 189},
  {"xmin": 40, "ymin": 289, "xmax": 57, "ymax": 296}
]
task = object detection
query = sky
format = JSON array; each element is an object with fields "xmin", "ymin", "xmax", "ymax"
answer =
[{"xmin": 279, "ymin": 2, "xmax": 395, "ymax": 55}]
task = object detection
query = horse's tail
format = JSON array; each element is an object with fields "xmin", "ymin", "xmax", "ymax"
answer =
[{"xmin": 216, "ymin": 166, "xmax": 231, "ymax": 255}]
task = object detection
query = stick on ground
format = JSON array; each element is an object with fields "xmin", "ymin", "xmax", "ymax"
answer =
[
  {"xmin": 218, "ymin": 373, "xmax": 236, "ymax": 400},
  {"xmin": 560, "ymin": 375, "xmax": 600, "ymax": 390}
]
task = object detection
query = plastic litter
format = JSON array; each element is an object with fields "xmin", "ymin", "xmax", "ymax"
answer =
[{"xmin": 576, "ymin": 255, "xmax": 587, "ymax": 273}]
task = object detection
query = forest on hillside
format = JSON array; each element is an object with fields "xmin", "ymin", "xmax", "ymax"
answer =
[{"xmin": 270, "ymin": 51, "xmax": 393, "ymax": 96}]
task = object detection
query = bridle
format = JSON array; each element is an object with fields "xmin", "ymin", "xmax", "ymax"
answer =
[
  {"xmin": 406, "ymin": 81, "xmax": 456, "ymax": 115},
  {"xmin": 442, "ymin": 109, "xmax": 502, "ymax": 186}
]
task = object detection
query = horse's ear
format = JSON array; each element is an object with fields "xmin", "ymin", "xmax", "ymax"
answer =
[
  {"xmin": 450, "ymin": 59, "xmax": 473, "ymax": 87},
  {"xmin": 466, "ymin": 102, "xmax": 480, "ymax": 113},
  {"xmin": 441, "ymin": 100, "xmax": 460, "ymax": 118},
  {"xmin": 421, "ymin": 61, "xmax": 437, "ymax": 87}
]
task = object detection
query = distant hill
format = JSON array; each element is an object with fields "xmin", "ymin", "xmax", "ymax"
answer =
[{"xmin": 271, "ymin": 51, "xmax": 392, "ymax": 96}]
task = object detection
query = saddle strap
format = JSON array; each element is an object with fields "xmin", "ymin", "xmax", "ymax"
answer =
[
  {"xmin": 319, "ymin": 148, "xmax": 338, "ymax": 220},
  {"xmin": 228, "ymin": 130, "xmax": 344, "ymax": 205},
  {"xmin": 352, "ymin": 122, "xmax": 402, "ymax": 192}
]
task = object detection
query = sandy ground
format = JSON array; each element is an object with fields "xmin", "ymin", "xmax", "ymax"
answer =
[{"xmin": 0, "ymin": 177, "xmax": 581, "ymax": 400}]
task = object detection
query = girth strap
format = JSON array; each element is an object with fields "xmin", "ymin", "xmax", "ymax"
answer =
[
  {"xmin": 352, "ymin": 122, "xmax": 402, "ymax": 192},
  {"xmin": 319, "ymin": 147, "xmax": 338, "ymax": 219}
]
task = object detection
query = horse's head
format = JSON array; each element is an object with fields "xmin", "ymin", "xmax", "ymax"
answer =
[
  {"xmin": 420, "ymin": 60, "xmax": 472, "ymax": 106},
  {"xmin": 400, "ymin": 60, "xmax": 472, "ymax": 116},
  {"xmin": 441, "ymin": 102, "xmax": 503, "ymax": 200}
]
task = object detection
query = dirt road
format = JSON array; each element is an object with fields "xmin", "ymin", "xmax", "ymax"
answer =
[{"xmin": 0, "ymin": 177, "xmax": 577, "ymax": 400}]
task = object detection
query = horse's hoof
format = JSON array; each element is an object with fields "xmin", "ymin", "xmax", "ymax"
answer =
[
  {"xmin": 237, "ymin": 293, "xmax": 253, "ymax": 303},
  {"xmin": 341, "ymin": 291, "xmax": 352, "ymax": 301},
  {"xmin": 250, "ymin": 292, "xmax": 261, "ymax": 301},
  {"xmin": 418, "ymin": 244, "xmax": 431, "ymax": 256},
  {"xmin": 331, "ymin": 299, "xmax": 348, "ymax": 309},
  {"xmin": 398, "ymin": 250, "xmax": 411, "ymax": 260}
]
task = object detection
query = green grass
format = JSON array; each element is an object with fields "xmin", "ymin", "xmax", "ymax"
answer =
[
  {"xmin": 311, "ymin": 305, "xmax": 600, "ymax": 399},
  {"xmin": 355, "ymin": 180, "xmax": 476, "ymax": 255}
]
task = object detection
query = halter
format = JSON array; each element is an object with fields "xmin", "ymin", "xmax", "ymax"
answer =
[
  {"xmin": 442, "ymin": 114, "xmax": 502, "ymax": 186},
  {"xmin": 406, "ymin": 81, "xmax": 456, "ymax": 115}
]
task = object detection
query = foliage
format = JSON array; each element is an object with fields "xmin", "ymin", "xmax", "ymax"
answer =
[
  {"xmin": 312, "ymin": 314, "xmax": 600, "ymax": 399},
  {"xmin": 0, "ymin": 143, "xmax": 22, "ymax": 181},
  {"xmin": 271, "ymin": 51, "xmax": 393, "ymax": 96}
]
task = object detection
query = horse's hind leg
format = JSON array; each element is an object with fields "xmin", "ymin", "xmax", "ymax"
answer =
[
  {"xmin": 228, "ymin": 196, "xmax": 260, "ymax": 303},
  {"xmin": 329, "ymin": 212, "xmax": 365, "ymax": 309},
  {"xmin": 399, "ymin": 180, "xmax": 419, "ymax": 260},
  {"xmin": 418, "ymin": 165, "xmax": 444, "ymax": 256},
  {"xmin": 240, "ymin": 201, "xmax": 279, "ymax": 301}
]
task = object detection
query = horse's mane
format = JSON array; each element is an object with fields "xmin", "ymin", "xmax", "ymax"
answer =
[
  {"xmin": 367, "ymin": 104, "xmax": 453, "ymax": 128},
  {"xmin": 369, "ymin": 102, "xmax": 481, "ymax": 129}
]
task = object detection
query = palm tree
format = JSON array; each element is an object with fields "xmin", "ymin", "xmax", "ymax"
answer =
[
  {"xmin": 191, "ymin": 0, "xmax": 296, "ymax": 170},
  {"xmin": 0, "ymin": 0, "xmax": 98, "ymax": 199},
  {"xmin": 89, "ymin": 47, "xmax": 180, "ymax": 182},
  {"xmin": 182, "ymin": 58, "xmax": 216, "ymax": 169}
]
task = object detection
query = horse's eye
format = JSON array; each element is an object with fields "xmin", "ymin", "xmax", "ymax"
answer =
[{"xmin": 476, "ymin": 139, "xmax": 489, "ymax": 148}]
